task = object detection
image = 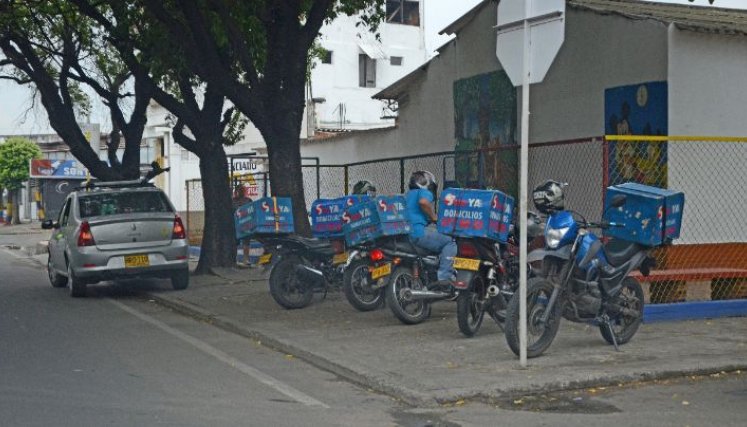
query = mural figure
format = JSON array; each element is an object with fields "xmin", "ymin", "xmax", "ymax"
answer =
[
  {"xmin": 605, "ymin": 82, "xmax": 668, "ymax": 187},
  {"xmin": 453, "ymin": 71, "xmax": 517, "ymax": 195}
]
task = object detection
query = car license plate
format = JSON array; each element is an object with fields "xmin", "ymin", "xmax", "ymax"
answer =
[
  {"xmin": 371, "ymin": 263, "xmax": 392, "ymax": 280},
  {"xmin": 332, "ymin": 252, "xmax": 349, "ymax": 265},
  {"xmin": 124, "ymin": 254, "xmax": 149, "ymax": 268},
  {"xmin": 259, "ymin": 253, "xmax": 272, "ymax": 265},
  {"xmin": 453, "ymin": 257, "xmax": 480, "ymax": 271}
]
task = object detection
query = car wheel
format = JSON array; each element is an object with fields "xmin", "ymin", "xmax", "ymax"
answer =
[
  {"xmin": 48, "ymin": 253, "xmax": 67, "ymax": 288},
  {"xmin": 67, "ymin": 263, "xmax": 87, "ymax": 298},
  {"xmin": 171, "ymin": 269, "xmax": 189, "ymax": 290}
]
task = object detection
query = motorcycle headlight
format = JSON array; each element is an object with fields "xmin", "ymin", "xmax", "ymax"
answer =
[{"xmin": 545, "ymin": 227, "xmax": 570, "ymax": 249}]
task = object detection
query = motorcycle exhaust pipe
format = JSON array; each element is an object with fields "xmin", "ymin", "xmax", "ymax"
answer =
[
  {"xmin": 294, "ymin": 264, "xmax": 325, "ymax": 285},
  {"xmin": 401, "ymin": 288, "xmax": 451, "ymax": 301},
  {"xmin": 487, "ymin": 285, "xmax": 500, "ymax": 297}
]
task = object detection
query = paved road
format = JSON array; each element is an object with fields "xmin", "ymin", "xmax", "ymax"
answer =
[{"xmin": 1, "ymin": 241, "xmax": 746, "ymax": 426}]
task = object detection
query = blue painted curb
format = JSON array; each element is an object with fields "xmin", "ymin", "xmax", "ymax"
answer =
[{"xmin": 644, "ymin": 300, "xmax": 747, "ymax": 323}]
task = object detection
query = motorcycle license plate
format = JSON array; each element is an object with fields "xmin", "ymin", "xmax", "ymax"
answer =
[
  {"xmin": 453, "ymin": 257, "xmax": 480, "ymax": 271},
  {"xmin": 258, "ymin": 253, "xmax": 272, "ymax": 265},
  {"xmin": 124, "ymin": 254, "xmax": 149, "ymax": 268},
  {"xmin": 371, "ymin": 263, "xmax": 392, "ymax": 280},
  {"xmin": 332, "ymin": 252, "xmax": 349, "ymax": 265}
]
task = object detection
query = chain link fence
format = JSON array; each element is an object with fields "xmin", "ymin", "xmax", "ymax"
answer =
[
  {"xmin": 605, "ymin": 136, "xmax": 747, "ymax": 304},
  {"xmin": 186, "ymin": 136, "xmax": 747, "ymax": 304}
]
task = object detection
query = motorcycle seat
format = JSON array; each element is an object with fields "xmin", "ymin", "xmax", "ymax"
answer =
[
  {"xmin": 286, "ymin": 235, "xmax": 332, "ymax": 250},
  {"xmin": 380, "ymin": 240, "xmax": 436, "ymax": 257},
  {"xmin": 603, "ymin": 239, "xmax": 643, "ymax": 267}
]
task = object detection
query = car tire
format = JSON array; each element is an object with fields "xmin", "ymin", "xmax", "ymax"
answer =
[
  {"xmin": 48, "ymin": 253, "xmax": 67, "ymax": 288},
  {"xmin": 171, "ymin": 269, "xmax": 190, "ymax": 290},
  {"xmin": 67, "ymin": 263, "xmax": 87, "ymax": 298}
]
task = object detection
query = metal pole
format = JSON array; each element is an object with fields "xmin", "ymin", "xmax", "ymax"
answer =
[{"xmin": 519, "ymin": 0, "xmax": 533, "ymax": 368}]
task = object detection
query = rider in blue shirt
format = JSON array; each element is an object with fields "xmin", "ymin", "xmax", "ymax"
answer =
[{"xmin": 405, "ymin": 171, "xmax": 456, "ymax": 285}]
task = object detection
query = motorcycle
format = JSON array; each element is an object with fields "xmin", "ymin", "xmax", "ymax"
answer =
[
  {"xmin": 258, "ymin": 235, "xmax": 350, "ymax": 309},
  {"xmin": 341, "ymin": 243, "xmax": 388, "ymax": 312},
  {"xmin": 359, "ymin": 232, "xmax": 453, "ymax": 325},
  {"xmin": 504, "ymin": 191, "xmax": 655, "ymax": 358},
  {"xmin": 452, "ymin": 212, "xmax": 545, "ymax": 337}
]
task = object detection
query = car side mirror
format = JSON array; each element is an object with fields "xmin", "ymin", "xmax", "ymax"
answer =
[
  {"xmin": 41, "ymin": 220, "xmax": 58, "ymax": 230},
  {"xmin": 610, "ymin": 194, "xmax": 627, "ymax": 208}
]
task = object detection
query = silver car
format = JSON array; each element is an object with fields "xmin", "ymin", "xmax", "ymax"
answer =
[{"xmin": 42, "ymin": 181, "xmax": 189, "ymax": 297}]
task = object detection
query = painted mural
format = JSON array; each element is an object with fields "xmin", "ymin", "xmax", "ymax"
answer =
[
  {"xmin": 453, "ymin": 70, "xmax": 517, "ymax": 196},
  {"xmin": 605, "ymin": 81, "xmax": 668, "ymax": 187}
]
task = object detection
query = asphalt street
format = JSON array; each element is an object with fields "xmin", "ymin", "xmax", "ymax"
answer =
[{"xmin": 1, "ymin": 238, "xmax": 746, "ymax": 427}]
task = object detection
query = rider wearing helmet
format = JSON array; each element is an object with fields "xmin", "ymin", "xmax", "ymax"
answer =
[
  {"xmin": 352, "ymin": 180, "xmax": 377, "ymax": 197},
  {"xmin": 405, "ymin": 171, "xmax": 456, "ymax": 285},
  {"xmin": 532, "ymin": 180, "xmax": 565, "ymax": 214}
]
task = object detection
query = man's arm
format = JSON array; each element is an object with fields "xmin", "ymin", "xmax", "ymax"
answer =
[{"xmin": 418, "ymin": 198, "xmax": 438, "ymax": 223}]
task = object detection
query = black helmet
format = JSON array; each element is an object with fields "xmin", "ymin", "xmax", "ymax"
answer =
[
  {"xmin": 352, "ymin": 180, "xmax": 377, "ymax": 197},
  {"xmin": 532, "ymin": 180, "xmax": 565, "ymax": 214},
  {"xmin": 409, "ymin": 170, "xmax": 438, "ymax": 196}
]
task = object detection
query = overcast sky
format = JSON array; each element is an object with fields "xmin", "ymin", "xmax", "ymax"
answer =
[{"xmin": 1, "ymin": 0, "xmax": 745, "ymax": 135}]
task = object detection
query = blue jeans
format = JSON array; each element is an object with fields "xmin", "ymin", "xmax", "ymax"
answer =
[{"xmin": 411, "ymin": 228, "xmax": 457, "ymax": 281}]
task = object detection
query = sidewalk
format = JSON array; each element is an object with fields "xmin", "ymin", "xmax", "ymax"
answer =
[{"xmin": 146, "ymin": 269, "xmax": 747, "ymax": 406}]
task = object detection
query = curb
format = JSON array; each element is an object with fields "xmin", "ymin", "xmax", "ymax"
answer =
[{"xmin": 146, "ymin": 290, "xmax": 747, "ymax": 407}]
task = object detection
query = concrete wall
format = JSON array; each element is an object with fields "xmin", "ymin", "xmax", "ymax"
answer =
[
  {"xmin": 529, "ymin": 8, "xmax": 669, "ymax": 142},
  {"xmin": 668, "ymin": 26, "xmax": 747, "ymax": 244}
]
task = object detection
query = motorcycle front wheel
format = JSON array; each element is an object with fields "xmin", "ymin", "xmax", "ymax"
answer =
[
  {"xmin": 504, "ymin": 277, "xmax": 562, "ymax": 358},
  {"xmin": 343, "ymin": 260, "xmax": 384, "ymax": 312},
  {"xmin": 456, "ymin": 275, "xmax": 487, "ymax": 337},
  {"xmin": 385, "ymin": 266, "xmax": 431, "ymax": 325},
  {"xmin": 599, "ymin": 276, "xmax": 644, "ymax": 346},
  {"xmin": 268, "ymin": 255, "xmax": 314, "ymax": 309}
]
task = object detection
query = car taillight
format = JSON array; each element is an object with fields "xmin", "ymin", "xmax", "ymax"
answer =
[
  {"xmin": 458, "ymin": 241, "xmax": 478, "ymax": 258},
  {"xmin": 370, "ymin": 249, "xmax": 384, "ymax": 262},
  {"xmin": 173, "ymin": 216, "xmax": 186, "ymax": 240},
  {"xmin": 77, "ymin": 221, "xmax": 95, "ymax": 247}
]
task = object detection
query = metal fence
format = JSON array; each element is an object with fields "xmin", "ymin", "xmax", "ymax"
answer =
[{"xmin": 186, "ymin": 135, "xmax": 747, "ymax": 304}]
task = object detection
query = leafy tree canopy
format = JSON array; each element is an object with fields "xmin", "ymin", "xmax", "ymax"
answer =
[{"xmin": 0, "ymin": 137, "xmax": 42, "ymax": 190}]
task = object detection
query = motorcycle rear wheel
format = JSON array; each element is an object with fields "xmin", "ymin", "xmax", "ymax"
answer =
[
  {"xmin": 343, "ymin": 260, "xmax": 384, "ymax": 312},
  {"xmin": 268, "ymin": 255, "xmax": 314, "ymax": 309},
  {"xmin": 599, "ymin": 276, "xmax": 644, "ymax": 346},
  {"xmin": 385, "ymin": 266, "xmax": 431, "ymax": 325},
  {"xmin": 504, "ymin": 277, "xmax": 562, "ymax": 358},
  {"xmin": 456, "ymin": 275, "xmax": 487, "ymax": 337}
]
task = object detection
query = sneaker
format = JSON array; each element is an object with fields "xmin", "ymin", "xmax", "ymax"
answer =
[{"xmin": 430, "ymin": 279, "xmax": 454, "ymax": 288}]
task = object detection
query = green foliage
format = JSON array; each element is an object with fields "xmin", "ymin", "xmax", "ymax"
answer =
[{"xmin": 0, "ymin": 137, "xmax": 42, "ymax": 190}]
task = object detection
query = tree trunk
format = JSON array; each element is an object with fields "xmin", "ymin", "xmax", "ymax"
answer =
[
  {"xmin": 194, "ymin": 145, "xmax": 236, "ymax": 274},
  {"xmin": 10, "ymin": 189, "xmax": 20, "ymax": 225},
  {"xmin": 264, "ymin": 126, "xmax": 311, "ymax": 236}
]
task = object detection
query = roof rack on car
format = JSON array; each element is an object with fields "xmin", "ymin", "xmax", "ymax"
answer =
[{"xmin": 73, "ymin": 162, "xmax": 170, "ymax": 191}]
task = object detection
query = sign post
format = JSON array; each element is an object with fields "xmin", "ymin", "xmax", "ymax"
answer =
[{"xmin": 495, "ymin": 0, "xmax": 564, "ymax": 368}]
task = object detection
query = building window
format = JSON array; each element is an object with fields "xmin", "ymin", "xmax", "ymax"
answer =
[
  {"xmin": 386, "ymin": 0, "xmax": 420, "ymax": 26},
  {"xmin": 390, "ymin": 56, "xmax": 403, "ymax": 66},
  {"xmin": 321, "ymin": 50, "xmax": 332, "ymax": 64},
  {"xmin": 359, "ymin": 54, "xmax": 376, "ymax": 88}
]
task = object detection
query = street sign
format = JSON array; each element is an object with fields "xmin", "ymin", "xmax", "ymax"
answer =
[
  {"xmin": 495, "ymin": 0, "xmax": 565, "ymax": 368},
  {"xmin": 496, "ymin": 0, "xmax": 565, "ymax": 86}
]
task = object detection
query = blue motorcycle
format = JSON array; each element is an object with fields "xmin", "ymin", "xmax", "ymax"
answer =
[{"xmin": 504, "ymin": 181, "xmax": 656, "ymax": 358}]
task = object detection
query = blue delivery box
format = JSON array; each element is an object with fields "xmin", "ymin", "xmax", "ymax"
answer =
[
  {"xmin": 310, "ymin": 195, "xmax": 369, "ymax": 238},
  {"xmin": 604, "ymin": 182, "xmax": 684, "ymax": 246},
  {"xmin": 342, "ymin": 195, "xmax": 410, "ymax": 246},
  {"xmin": 437, "ymin": 188, "xmax": 515, "ymax": 243},
  {"xmin": 235, "ymin": 197, "xmax": 294, "ymax": 239}
]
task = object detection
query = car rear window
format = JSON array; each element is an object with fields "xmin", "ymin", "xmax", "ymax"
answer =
[{"xmin": 78, "ymin": 191, "xmax": 173, "ymax": 218}]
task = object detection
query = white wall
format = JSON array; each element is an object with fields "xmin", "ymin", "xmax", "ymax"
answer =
[{"xmin": 668, "ymin": 26, "xmax": 747, "ymax": 243}]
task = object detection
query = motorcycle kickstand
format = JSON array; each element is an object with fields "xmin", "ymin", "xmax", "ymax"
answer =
[{"xmin": 600, "ymin": 314, "xmax": 620, "ymax": 352}]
